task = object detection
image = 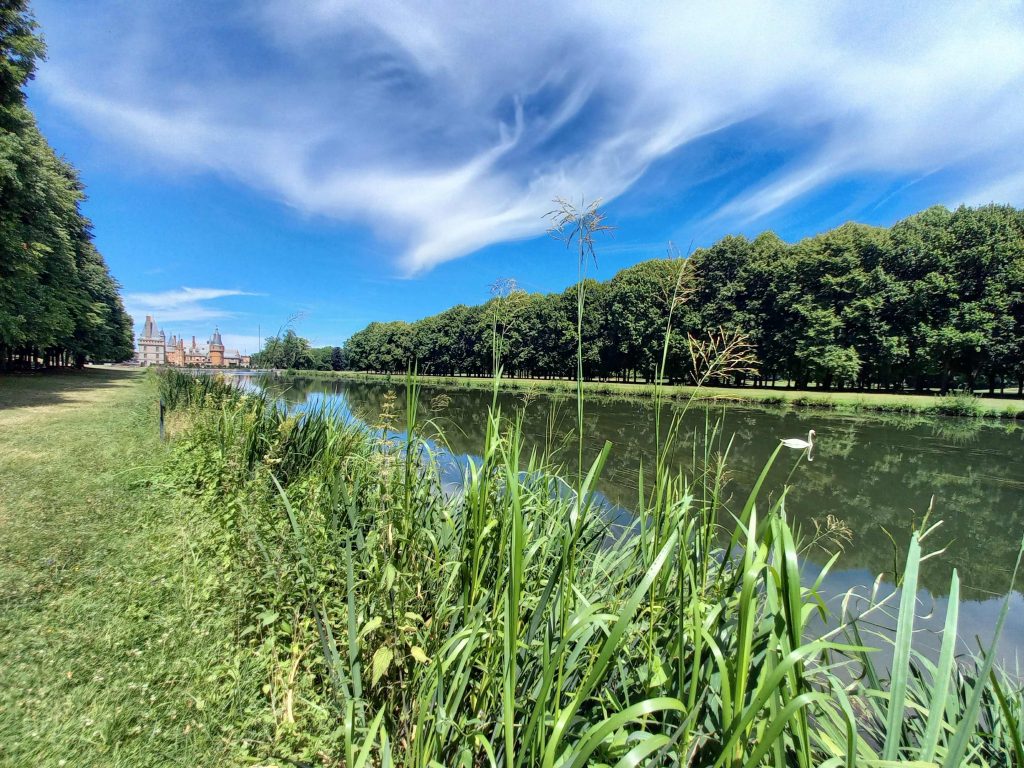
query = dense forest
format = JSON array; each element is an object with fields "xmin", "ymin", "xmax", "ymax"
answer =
[
  {"xmin": 0, "ymin": 2, "xmax": 133, "ymax": 370},
  {"xmin": 340, "ymin": 204, "xmax": 1024, "ymax": 393}
]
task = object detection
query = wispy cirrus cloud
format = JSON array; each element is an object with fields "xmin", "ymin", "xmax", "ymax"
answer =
[
  {"xmin": 124, "ymin": 287, "xmax": 256, "ymax": 325},
  {"xmin": 34, "ymin": 1, "xmax": 1024, "ymax": 271}
]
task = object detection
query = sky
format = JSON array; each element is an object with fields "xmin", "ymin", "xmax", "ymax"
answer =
[{"xmin": 27, "ymin": 1, "xmax": 1024, "ymax": 352}]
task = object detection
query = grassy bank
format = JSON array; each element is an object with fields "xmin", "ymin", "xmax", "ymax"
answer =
[
  {"xmin": 0, "ymin": 371, "xmax": 258, "ymax": 766},
  {"xmin": 6, "ymin": 368, "xmax": 1023, "ymax": 764},
  {"xmin": 279, "ymin": 369, "xmax": 1024, "ymax": 419},
  {"xmin": 153, "ymin": 368, "xmax": 1023, "ymax": 766}
]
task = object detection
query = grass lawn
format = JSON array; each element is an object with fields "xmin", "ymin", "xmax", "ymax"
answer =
[
  {"xmin": 286, "ymin": 369, "xmax": 1024, "ymax": 418},
  {"xmin": 0, "ymin": 370, "xmax": 244, "ymax": 767}
]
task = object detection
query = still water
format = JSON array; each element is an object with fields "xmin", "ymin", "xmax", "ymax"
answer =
[{"xmin": 242, "ymin": 373, "xmax": 1024, "ymax": 661}]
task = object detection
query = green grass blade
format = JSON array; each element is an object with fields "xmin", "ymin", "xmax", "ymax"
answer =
[
  {"xmin": 942, "ymin": 537, "xmax": 1024, "ymax": 768},
  {"xmin": 543, "ymin": 523, "xmax": 683, "ymax": 768},
  {"xmin": 919, "ymin": 569, "xmax": 959, "ymax": 762},
  {"xmin": 566, "ymin": 697, "xmax": 685, "ymax": 768},
  {"xmin": 882, "ymin": 533, "xmax": 921, "ymax": 761}
]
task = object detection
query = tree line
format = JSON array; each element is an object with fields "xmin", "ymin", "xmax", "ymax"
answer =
[
  {"xmin": 250, "ymin": 329, "xmax": 344, "ymax": 371},
  {"xmin": 338, "ymin": 204, "xmax": 1024, "ymax": 393},
  {"xmin": 0, "ymin": 2, "xmax": 133, "ymax": 370}
]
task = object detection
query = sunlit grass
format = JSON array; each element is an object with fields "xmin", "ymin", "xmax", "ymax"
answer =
[{"xmin": 0, "ymin": 371, "xmax": 256, "ymax": 767}]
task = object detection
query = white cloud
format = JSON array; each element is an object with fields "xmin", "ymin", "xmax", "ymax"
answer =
[
  {"xmin": 124, "ymin": 286, "xmax": 255, "ymax": 325},
  {"xmin": 35, "ymin": 1, "xmax": 1024, "ymax": 270}
]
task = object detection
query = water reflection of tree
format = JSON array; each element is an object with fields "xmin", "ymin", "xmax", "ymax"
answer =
[{"xmin": 294, "ymin": 378, "xmax": 1024, "ymax": 599}]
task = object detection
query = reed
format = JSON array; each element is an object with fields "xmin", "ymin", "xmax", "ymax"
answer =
[
  {"xmin": 158, "ymin": 364, "xmax": 1024, "ymax": 766},
  {"xmin": 155, "ymin": 202, "xmax": 1022, "ymax": 765},
  {"xmin": 156, "ymin": 367, "xmax": 241, "ymax": 409}
]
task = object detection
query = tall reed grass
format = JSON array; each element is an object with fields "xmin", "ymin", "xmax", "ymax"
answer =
[
  {"xmin": 156, "ymin": 200, "xmax": 1022, "ymax": 766},
  {"xmin": 159, "ymin": 364, "xmax": 1023, "ymax": 767}
]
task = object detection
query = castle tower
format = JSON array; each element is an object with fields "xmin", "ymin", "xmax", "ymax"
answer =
[
  {"xmin": 209, "ymin": 327, "xmax": 225, "ymax": 367},
  {"xmin": 165, "ymin": 334, "xmax": 185, "ymax": 367},
  {"xmin": 136, "ymin": 315, "xmax": 166, "ymax": 366}
]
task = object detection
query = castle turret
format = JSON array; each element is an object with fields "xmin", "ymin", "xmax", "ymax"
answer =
[
  {"xmin": 136, "ymin": 315, "xmax": 166, "ymax": 366},
  {"xmin": 208, "ymin": 327, "xmax": 225, "ymax": 367}
]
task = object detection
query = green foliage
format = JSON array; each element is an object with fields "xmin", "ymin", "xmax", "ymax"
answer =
[
  {"xmin": 0, "ymin": 1, "xmax": 132, "ymax": 369},
  {"xmin": 250, "ymin": 329, "xmax": 345, "ymax": 371},
  {"xmin": 0, "ymin": 0, "xmax": 44, "ymax": 106},
  {"xmin": 160, "ymin": 367, "xmax": 1024, "ymax": 765},
  {"xmin": 342, "ymin": 205, "xmax": 1024, "ymax": 394},
  {"xmin": 935, "ymin": 388, "xmax": 985, "ymax": 417},
  {"xmin": 157, "ymin": 367, "xmax": 243, "ymax": 409}
]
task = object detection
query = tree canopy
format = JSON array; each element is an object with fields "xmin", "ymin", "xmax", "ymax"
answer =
[
  {"xmin": 341, "ymin": 204, "xmax": 1024, "ymax": 393},
  {"xmin": 250, "ymin": 329, "xmax": 344, "ymax": 372},
  {"xmin": 0, "ymin": 0, "xmax": 132, "ymax": 369}
]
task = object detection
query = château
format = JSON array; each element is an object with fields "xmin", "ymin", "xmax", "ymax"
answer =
[{"xmin": 135, "ymin": 316, "xmax": 251, "ymax": 368}]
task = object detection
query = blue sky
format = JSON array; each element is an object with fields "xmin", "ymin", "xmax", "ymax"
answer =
[{"xmin": 27, "ymin": 1, "xmax": 1024, "ymax": 352}]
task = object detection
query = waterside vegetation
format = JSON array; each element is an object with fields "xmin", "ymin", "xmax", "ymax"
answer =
[
  {"xmin": 149, "ymin": 200, "xmax": 1024, "ymax": 765},
  {"xmin": 5, "ymin": 363, "xmax": 1023, "ymax": 765},
  {"xmin": 153, "ymin": 361, "xmax": 1024, "ymax": 766}
]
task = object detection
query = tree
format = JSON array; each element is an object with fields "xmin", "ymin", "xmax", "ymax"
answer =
[
  {"xmin": 0, "ymin": 0, "xmax": 44, "ymax": 108},
  {"xmin": 605, "ymin": 259, "xmax": 691, "ymax": 382},
  {"xmin": 0, "ymin": 1, "xmax": 132, "ymax": 368},
  {"xmin": 329, "ymin": 346, "xmax": 345, "ymax": 371},
  {"xmin": 339, "ymin": 204, "xmax": 1024, "ymax": 395},
  {"xmin": 252, "ymin": 329, "xmax": 314, "ymax": 370}
]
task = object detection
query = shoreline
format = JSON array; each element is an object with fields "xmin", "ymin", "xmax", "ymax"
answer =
[{"xmin": 274, "ymin": 369, "xmax": 1024, "ymax": 419}]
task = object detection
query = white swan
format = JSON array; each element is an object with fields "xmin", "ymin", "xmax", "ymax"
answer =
[{"xmin": 780, "ymin": 429, "xmax": 816, "ymax": 461}]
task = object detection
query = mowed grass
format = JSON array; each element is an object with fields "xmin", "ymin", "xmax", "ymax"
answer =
[{"xmin": 0, "ymin": 371, "xmax": 243, "ymax": 767}]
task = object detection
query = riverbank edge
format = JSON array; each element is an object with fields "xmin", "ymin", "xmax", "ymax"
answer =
[{"xmin": 274, "ymin": 369, "xmax": 1024, "ymax": 419}]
